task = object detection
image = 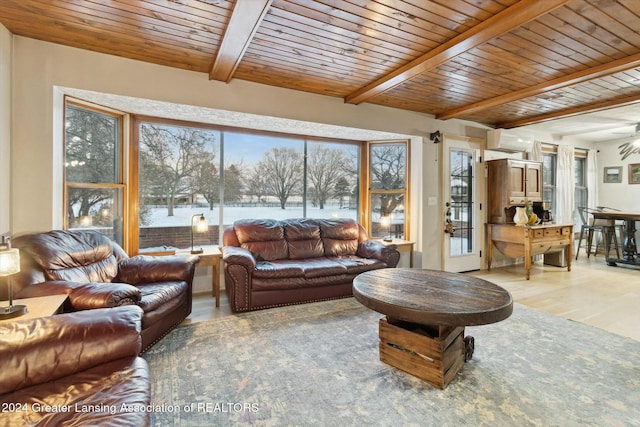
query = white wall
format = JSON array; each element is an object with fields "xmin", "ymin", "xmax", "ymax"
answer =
[
  {"xmin": 596, "ymin": 140, "xmax": 640, "ymax": 210},
  {"xmin": 10, "ymin": 36, "xmax": 488, "ymax": 270},
  {"xmin": 0, "ymin": 24, "xmax": 10, "ymax": 236}
]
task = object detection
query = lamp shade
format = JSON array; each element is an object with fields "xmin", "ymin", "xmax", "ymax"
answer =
[
  {"xmin": 0, "ymin": 248, "xmax": 20, "ymax": 276},
  {"xmin": 193, "ymin": 214, "xmax": 208, "ymax": 233}
]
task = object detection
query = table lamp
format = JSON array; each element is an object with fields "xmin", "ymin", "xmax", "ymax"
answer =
[
  {"xmin": 380, "ymin": 215, "xmax": 393, "ymax": 242},
  {"xmin": 0, "ymin": 244, "xmax": 27, "ymax": 320},
  {"xmin": 191, "ymin": 213, "xmax": 209, "ymax": 254}
]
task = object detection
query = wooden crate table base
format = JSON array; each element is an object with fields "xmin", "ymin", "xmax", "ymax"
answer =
[{"xmin": 379, "ymin": 317, "xmax": 472, "ymax": 389}]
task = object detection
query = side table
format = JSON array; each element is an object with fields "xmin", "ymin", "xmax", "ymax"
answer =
[
  {"xmin": 0, "ymin": 294, "xmax": 68, "ymax": 324},
  {"xmin": 378, "ymin": 239, "xmax": 415, "ymax": 267},
  {"xmin": 177, "ymin": 247, "xmax": 222, "ymax": 307}
]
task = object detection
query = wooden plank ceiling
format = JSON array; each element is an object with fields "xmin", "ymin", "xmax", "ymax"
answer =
[{"xmin": 1, "ymin": 0, "xmax": 640, "ymax": 129}]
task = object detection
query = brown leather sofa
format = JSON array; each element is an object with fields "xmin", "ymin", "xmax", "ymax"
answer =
[
  {"xmin": 0, "ymin": 305, "xmax": 150, "ymax": 426},
  {"xmin": 222, "ymin": 218, "xmax": 400, "ymax": 312},
  {"xmin": 7, "ymin": 229, "xmax": 198, "ymax": 352}
]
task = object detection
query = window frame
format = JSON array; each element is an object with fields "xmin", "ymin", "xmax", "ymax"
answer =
[
  {"xmin": 364, "ymin": 140, "xmax": 410, "ymax": 240},
  {"xmin": 63, "ymin": 98, "xmax": 127, "ymax": 248}
]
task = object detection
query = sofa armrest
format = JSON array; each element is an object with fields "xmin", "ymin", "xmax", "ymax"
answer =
[
  {"xmin": 117, "ymin": 254, "xmax": 199, "ymax": 285},
  {"xmin": 357, "ymin": 240, "xmax": 400, "ymax": 267},
  {"xmin": 222, "ymin": 246, "xmax": 257, "ymax": 269},
  {"xmin": 0, "ymin": 305, "xmax": 143, "ymax": 395},
  {"xmin": 15, "ymin": 280, "xmax": 142, "ymax": 310}
]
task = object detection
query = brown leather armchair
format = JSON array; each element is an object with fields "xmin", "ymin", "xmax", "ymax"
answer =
[
  {"xmin": 6, "ymin": 229, "xmax": 198, "ymax": 352},
  {"xmin": 0, "ymin": 305, "xmax": 150, "ymax": 426}
]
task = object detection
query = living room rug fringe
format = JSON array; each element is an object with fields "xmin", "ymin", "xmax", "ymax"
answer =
[{"xmin": 144, "ymin": 298, "xmax": 640, "ymax": 427}]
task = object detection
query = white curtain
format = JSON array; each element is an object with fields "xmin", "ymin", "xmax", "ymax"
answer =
[
  {"xmin": 529, "ymin": 140, "xmax": 543, "ymax": 162},
  {"xmin": 587, "ymin": 149, "xmax": 598, "ymax": 210},
  {"xmin": 556, "ymin": 145, "xmax": 575, "ymax": 225}
]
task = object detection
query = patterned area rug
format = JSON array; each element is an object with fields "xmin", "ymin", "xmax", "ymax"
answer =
[{"xmin": 144, "ymin": 298, "xmax": 640, "ymax": 426}]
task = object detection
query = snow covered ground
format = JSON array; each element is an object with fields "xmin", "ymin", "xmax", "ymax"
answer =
[{"xmin": 144, "ymin": 204, "xmax": 358, "ymax": 227}]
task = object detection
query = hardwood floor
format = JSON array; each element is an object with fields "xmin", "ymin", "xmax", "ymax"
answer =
[{"xmin": 186, "ymin": 256, "xmax": 640, "ymax": 341}]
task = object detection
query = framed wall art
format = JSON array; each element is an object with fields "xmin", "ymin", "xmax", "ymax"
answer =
[
  {"xmin": 603, "ymin": 166, "xmax": 622, "ymax": 183},
  {"xmin": 629, "ymin": 163, "xmax": 640, "ymax": 184}
]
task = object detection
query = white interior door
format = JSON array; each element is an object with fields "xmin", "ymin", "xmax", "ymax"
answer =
[{"xmin": 442, "ymin": 136, "xmax": 483, "ymax": 272}]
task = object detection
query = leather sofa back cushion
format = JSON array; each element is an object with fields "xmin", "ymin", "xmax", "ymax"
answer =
[
  {"xmin": 234, "ymin": 219, "xmax": 288, "ymax": 261},
  {"xmin": 319, "ymin": 219, "xmax": 359, "ymax": 256},
  {"xmin": 14, "ymin": 230, "xmax": 119, "ymax": 283},
  {"xmin": 284, "ymin": 219, "xmax": 324, "ymax": 259}
]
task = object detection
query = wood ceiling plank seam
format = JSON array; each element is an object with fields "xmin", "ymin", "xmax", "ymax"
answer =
[
  {"xmin": 0, "ymin": 6, "xmax": 220, "ymax": 56},
  {"xmin": 400, "ymin": 0, "xmax": 495, "ymax": 24},
  {"xmin": 110, "ymin": 0, "xmax": 231, "ymax": 29},
  {"xmin": 0, "ymin": 21, "xmax": 210, "ymax": 72},
  {"xmin": 344, "ymin": 0, "xmax": 572, "ymax": 105},
  {"xmin": 349, "ymin": 0, "xmax": 478, "ymax": 35},
  {"xmin": 595, "ymin": 74, "xmax": 639, "ymax": 90},
  {"xmin": 544, "ymin": 7, "xmax": 639, "ymax": 57},
  {"xmin": 209, "ymin": 0, "xmax": 272, "ymax": 82},
  {"xmin": 264, "ymin": 8, "xmax": 421, "ymax": 58},
  {"xmin": 317, "ymin": 0, "xmax": 463, "ymax": 45},
  {"xmin": 245, "ymin": 39, "xmax": 391, "ymax": 77},
  {"xmin": 617, "ymin": 0, "xmax": 640, "ymax": 19},
  {"xmin": 449, "ymin": 52, "xmax": 553, "ymax": 89},
  {"xmin": 114, "ymin": 0, "xmax": 233, "ymax": 21},
  {"xmin": 233, "ymin": 65, "xmax": 358, "ymax": 95},
  {"xmin": 255, "ymin": 22, "xmax": 406, "ymax": 67},
  {"xmin": 242, "ymin": 44, "xmax": 380, "ymax": 81},
  {"xmin": 257, "ymin": 20, "xmax": 415, "ymax": 66},
  {"xmin": 272, "ymin": 0, "xmax": 435, "ymax": 52},
  {"xmin": 562, "ymin": 1, "xmax": 640, "ymax": 53},
  {"xmin": 512, "ymin": 21, "xmax": 615, "ymax": 65},
  {"xmin": 3, "ymin": 1, "xmax": 221, "ymax": 53},
  {"xmin": 239, "ymin": 52, "xmax": 368, "ymax": 87},
  {"xmin": 496, "ymin": 92, "xmax": 640, "ymax": 128},
  {"xmin": 284, "ymin": 0, "xmax": 441, "ymax": 50},
  {"xmin": 475, "ymin": 43, "xmax": 563, "ymax": 77},
  {"xmin": 437, "ymin": 53, "xmax": 640, "ymax": 120},
  {"xmin": 60, "ymin": 0, "xmax": 226, "ymax": 43},
  {"xmin": 489, "ymin": 33, "xmax": 590, "ymax": 73},
  {"xmin": 250, "ymin": 30, "xmax": 397, "ymax": 74}
]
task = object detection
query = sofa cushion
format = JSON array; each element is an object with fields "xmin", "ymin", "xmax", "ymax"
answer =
[
  {"xmin": 332, "ymin": 256, "xmax": 387, "ymax": 274},
  {"xmin": 234, "ymin": 219, "xmax": 288, "ymax": 260},
  {"xmin": 253, "ymin": 260, "xmax": 305, "ymax": 279},
  {"xmin": 298, "ymin": 257, "xmax": 348, "ymax": 278},
  {"xmin": 283, "ymin": 219, "xmax": 324, "ymax": 259},
  {"xmin": 318, "ymin": 219, "xmax": 359, "ymax": 256},
  {"xmin": 15, "ymin": 230, "xmax": 119, "ymax": 283},
  {"xmin": 136, "ymin": 281, "xmax": 187, "ymax": 313}
]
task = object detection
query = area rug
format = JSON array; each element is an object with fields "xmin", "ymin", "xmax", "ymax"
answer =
[{"xmin": 143, "ymin": 298, "xmax": 640, "ymax": 426}]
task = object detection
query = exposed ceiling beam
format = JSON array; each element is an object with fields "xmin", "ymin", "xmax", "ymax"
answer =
[
  {"xmin": 209, "ymin": 0, "xmax": 273, "ymax": 82},
  {"xmin": 344, "ymin": 0, "xmax": 570, "ymax": 105},
  {"xmin": 497, "ymin": 93, "xmax": 640, "ymax": 128},
  {"xmin": 438, "ymin": 54, "xmax": 640, "ymax": 120}
]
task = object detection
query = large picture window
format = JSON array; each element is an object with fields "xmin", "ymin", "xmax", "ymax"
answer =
[
  {"xmin": 132, "ymin": 120, "xmax": 361, "ymax": 254},
  {"xmin": 64, "ymin": 101, "xmax": 125, "ymax": 246}
]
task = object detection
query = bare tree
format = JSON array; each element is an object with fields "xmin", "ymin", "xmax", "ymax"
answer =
[
  {"xmin": 259, "ymin": 147, "xmax": 303, "ymax": 209},
  {"xmin": 245, "ymin": 165, "xmax": 269, "ymax": 203},
  {"xmin": 307, "ymin": 145, "xmax": 353, "ymax": 209},
  {"xmin": 191, "ymin": 152, "xmax": 218, "ymax": 210},
  {"xmin": 370, "ymin": 144, "xmax": 406, "ymax": 216},
  {"xmin": 139, "ymin": 124, "xmax": 214, "ymax": 216}
]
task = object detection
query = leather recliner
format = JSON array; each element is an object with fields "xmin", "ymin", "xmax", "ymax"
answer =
[
  {"xmin": 0, "ymin": 305, "xmax": 151, "ymax": 426},
  {"xmin": 6, "ymin": 229, "xmax": 198, "ymax": 352}
]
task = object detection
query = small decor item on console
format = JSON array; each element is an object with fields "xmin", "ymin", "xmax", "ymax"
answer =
[{"xmin": 513, "ymin": 207, "xmax": 529, "ymax": 226}]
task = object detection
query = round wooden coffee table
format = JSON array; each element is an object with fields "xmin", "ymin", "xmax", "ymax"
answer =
[{"xmin": 353, "ymin": 268, "xmax": 513, "ymax": 389}]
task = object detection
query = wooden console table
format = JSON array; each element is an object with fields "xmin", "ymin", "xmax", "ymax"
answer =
[
  {"xmin": 177, "ymin": 247, "xmax": 222, "ymax": 307},
  {"xmin": 487, "ymin": 223, "xmax": 573, "ymax": 280}
]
